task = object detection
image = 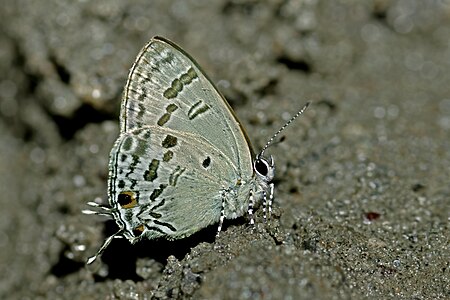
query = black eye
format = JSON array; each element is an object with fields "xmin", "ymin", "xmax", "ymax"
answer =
[{"xmin": 254, "ymin": 159, "xmax": 268, "ymax": 176}]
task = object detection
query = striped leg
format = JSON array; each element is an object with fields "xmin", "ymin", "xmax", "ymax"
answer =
[
  {"xmin": 263, "ymin": 183, "xmax": 275, "ymax": 222},
  {"xmin": 262, "ymin": 190, "xmax": 268, "ymax": 222},
  {"xmin": 216, "ymin": 192, "xmax": 226, "ymax": 237},
  {"xmin": 248, "ymin": 189, "xmax": 255, "ymax": 225},
  {"xmin": 268, "ymin": 183, "xmax": 274, "ymax": 219}
]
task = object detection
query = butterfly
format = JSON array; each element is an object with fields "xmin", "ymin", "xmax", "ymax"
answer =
[{"xmin": 83, "ymin": 36, "xmax": 310, "ymax": 264}]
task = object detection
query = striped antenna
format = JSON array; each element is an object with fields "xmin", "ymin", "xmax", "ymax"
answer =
[{"xmin": 259, "ymin": 102, "xmax": 310, "ymax": 158}]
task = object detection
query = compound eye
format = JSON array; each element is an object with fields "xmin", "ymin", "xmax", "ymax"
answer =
[{"xmin": 254, "ymin": 159, "xmax": 268, "ymax": 176}]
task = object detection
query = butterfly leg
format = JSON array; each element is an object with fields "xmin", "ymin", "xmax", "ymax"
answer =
[
  {"xmin": 216, "ymin": 192, "xmax": 226, "ymax": 237},
  {"xmin": 248, "ymin": 189, "xmax": 255, "ymax": 225},
  {"xmin": 268, "ymin": 182, "xmax": 274, "ymax": 220},
  {"xmin": 262, "ymin": 190, "xmax": 268, "ymax": 222},
  {"xmin": 262, "ymin": 182, "xmax": 275, "ymax": 222}
]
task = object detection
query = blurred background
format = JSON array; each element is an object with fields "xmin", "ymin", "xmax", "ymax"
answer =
[{"xmin": 0, "ymin": 1, "xmax": 449, "ymax": 299}]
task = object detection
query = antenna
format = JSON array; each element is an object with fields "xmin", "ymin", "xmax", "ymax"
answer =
[{"xmin": 259, "ymin": 101, "xmax": 310, "ymax": 157}]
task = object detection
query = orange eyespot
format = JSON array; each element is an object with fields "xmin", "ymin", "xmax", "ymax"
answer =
[
  {"xmin": 118, "ymin": 191, "xmax": 137, "ymax": 209},
  {"xmin": 133, "ymin": 224, "xmax": 145, "ymax": 236}
]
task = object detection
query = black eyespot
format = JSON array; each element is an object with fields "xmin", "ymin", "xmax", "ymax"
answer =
[
  {"xmin": 118, "ymin": 180, "xmax": 126, "ymax": 189},
  {"xmin": 202, "ymin": 156, "xmax": 211, "ymax": 168},
  {"xmin": 133, "ymin": 225, "xmax": 145, "ymax": 237},
  {"xmin": 254, "ymin": 159, "xmax": 268, "ymax": 176},
  {"xmin": 118, "ymin": 193, "xmax": 132, "ymax": 206}
]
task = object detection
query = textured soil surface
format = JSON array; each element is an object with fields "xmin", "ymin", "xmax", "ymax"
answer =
[{"xmin": 1, "ymin": 1, "xmax": 449, "ymax": 299}]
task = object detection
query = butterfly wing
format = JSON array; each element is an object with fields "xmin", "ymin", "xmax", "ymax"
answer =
[
  {"xmin": 109, "ymin": 37, "xmax": 256, "ymax": 241},
  {"xmin": 108, "ymin": 126, "xmax": 252, "ymax": 240},
  {"xmin": 120, "ymin": 36, "xmax": 254, "ymax": 175}
]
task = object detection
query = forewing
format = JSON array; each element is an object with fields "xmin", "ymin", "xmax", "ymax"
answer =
[{"xmin": 121, "ymin": 36, "xmax": 253, "ymax": 175}]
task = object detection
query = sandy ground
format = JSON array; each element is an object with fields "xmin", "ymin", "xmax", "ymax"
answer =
[{"xmin": 0, "ymin": 1, "xmax": 449, "ymax": 299}]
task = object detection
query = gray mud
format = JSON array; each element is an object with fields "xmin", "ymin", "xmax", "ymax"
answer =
[{"xmin": 0, "ymin": 1, "xmax": 448, "ymax": 299}]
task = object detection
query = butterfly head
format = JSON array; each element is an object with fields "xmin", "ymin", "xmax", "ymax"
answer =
[
  {"xmin": 254, "ymin": 101, "xmax": 310, "ymax": 178},
  {"xmin": 254, "ymin": 154, "xmax": 275, "ymax": 183}
]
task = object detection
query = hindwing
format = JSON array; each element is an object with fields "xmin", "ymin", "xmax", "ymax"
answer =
[{"xmin": 108, "ymin": 126, "xmax": 251, "ymax": 240}]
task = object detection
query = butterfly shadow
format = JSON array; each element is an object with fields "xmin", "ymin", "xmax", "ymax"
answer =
[{"xmin": 99, "ymin": 218, "xmax": 246, "ymax": 281}]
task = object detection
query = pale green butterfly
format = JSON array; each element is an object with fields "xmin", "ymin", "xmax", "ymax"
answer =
[{"xmin": 83, "ymin": 36, "xmax": 310, "ymax": 264}]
